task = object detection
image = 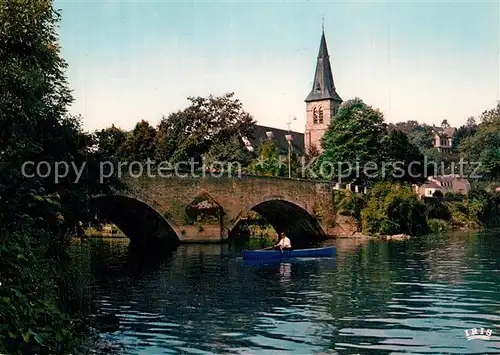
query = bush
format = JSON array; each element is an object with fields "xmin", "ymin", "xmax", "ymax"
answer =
[
  {"xmin": 334, "ymin": 191, "xmax": 366, "ymax": 221},
  {"xmin": 361, "ymin": 182, "xmax": 428, "ymax": 236},
  {"xmin": 425, "ymin": 198, "xmax": 451, "ymax": 220},
  {"xmin": 0, "ymin": 227, "xmax": 86, "ymax": 354},
  {"xmin": 432, "ymin": 190, "xmax": 443, "ymax": 198},
  {"xmin": 427, "ymin": 218, "xmax": 450, "ymax": 234}
]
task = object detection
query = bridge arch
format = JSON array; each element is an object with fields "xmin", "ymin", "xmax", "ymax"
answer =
[
  {"xmin": 90, "ymin": 194, "xmax": 181, "ymax": 249},
  {"xmin": 185, "ymin": 192, "xmax": 224, "ymax": 224},
  {"xmin": 229, "ymin": 197, "xmax": 326, "ymax": 247}
]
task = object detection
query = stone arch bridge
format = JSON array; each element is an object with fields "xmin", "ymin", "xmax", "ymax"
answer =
[{"xmin": 91, "ymin": 175, "xmax": 337, "ymax": 249}]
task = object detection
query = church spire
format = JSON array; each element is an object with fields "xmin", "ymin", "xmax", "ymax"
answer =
[{"xmin": 305, "ymin": 29, "xmax": 342, "ymax": 103}]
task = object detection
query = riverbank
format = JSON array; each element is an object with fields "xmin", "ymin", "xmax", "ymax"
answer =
[{"xmin": 85, "ymin": 226, "xmax": 126, "ymax": 238}]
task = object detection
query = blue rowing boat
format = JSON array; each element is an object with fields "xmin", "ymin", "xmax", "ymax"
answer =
[{"xmin": 242, "ymin": 246, "xmax": 335, "ymax": 260}]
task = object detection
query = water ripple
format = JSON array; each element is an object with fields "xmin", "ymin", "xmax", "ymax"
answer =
[{"xmin": 76, "ymin": 233, "xmax": 500, "ymax": 354}]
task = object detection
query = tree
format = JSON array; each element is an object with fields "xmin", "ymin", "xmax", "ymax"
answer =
[
  {"xmin": 441, "ymin": 119, "xmax": 450, "ymax": 128},
  {"xmin": 466, "ymin": 116, "xmax": 477, "ymax": 127},
  {"xmin": 154, "ymin": 93, "xmax": 255, "ymax": 164},
  {"xmin": 94, "ymin": 124, "xmax": 128, "ymax": 159},
  {"xmin": 154, "ymin": 112, "xmax": 191, "ymax": 162},
  {"xmin": 479, "ymin": 101, "xmax": 500, "ymax": 123},
  {"xmin": 301, "ymin": 144, "xmax": 321, "ymax": 179},
  {"xmin": 203, "ymin": 135, "xmax": 255, "ymax": 168},
  {"xmin": 0, "ymin": 2, "xmax": 117, "ymax": 353},
  {"xmin": 407, "ymin": 126, "xmax": 434, "ymax": 152},
  {"xmin": 382, "ymin": 129, "xmax": 427, "ymax": 184},
  {"xmin": 432, "ymin": 190, "xmax": 443, "ymax": 198},
  {"xmin": 122, "ymin": 120, "xmax": 156, "ymax": 162},
  {"xmin": 317, "ymin": 98, "xmax": 387, "ymax": 185},
  {"xmin": 361, "ymin": 182, "xmax": 428, "ymax": 236},
  {"xmin": 247, "ymin": 139, "xmax": 286, "ymax": 176},
  {"xmin": 453, "ymin": 118, "xmax": 477, "ymax": 151},
  {"xmin": 388, "ymin": 120, "xmax": 434, "ymax": 153},
  {"xmin": 461, "ymin": 105, "xmax": 500, "ymax": 179}
]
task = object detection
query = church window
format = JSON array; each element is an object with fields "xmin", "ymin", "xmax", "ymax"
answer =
[
  {"xmin": 316, "ymin": 81, "xmax": 321, "ymax": 91},
  {"xmin": 313, "ymin": 107, "xmax": 318, "ymax": 124},
  {"xmin": 319, "ymin": 107, "xmax": 324, "ymax": 124}
]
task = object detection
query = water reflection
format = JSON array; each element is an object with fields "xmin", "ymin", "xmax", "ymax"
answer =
[{"xmin": 75, "ymin": 232, "xmax": 500, "ymax": 354}]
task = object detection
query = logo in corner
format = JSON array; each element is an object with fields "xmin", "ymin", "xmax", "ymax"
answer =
[{"xmin": 464, "ymin": 328, "xmax": 493, "ymax": 341}]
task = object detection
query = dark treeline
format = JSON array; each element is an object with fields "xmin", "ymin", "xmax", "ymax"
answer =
[
  {"xmin": 94, "ymin": 93, "xmax": 256, "ymax": 168},
  {"xmin": 0, "ymin": 2, "xmax": 120, "ymax": 353}
]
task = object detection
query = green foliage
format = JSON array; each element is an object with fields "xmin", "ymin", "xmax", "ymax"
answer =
[
  {"xmin": 301, "ymin": 144, "xmax": 321, "ymax": 179},
  {"xmin": 204, "ymin": 135, "xmax": 255, "ymax": 167},
  {"xmin": 422, "ymin": 186, "xmax": 500, "ymax": 230},
  {"xmin": 0, "ymin": 1, "xmax": 115, "ymax": 353},
  {"xmin": 444, "ymin": 200, "xmax": 477, "ymax": 229},
  {"xmin": 0, "ymin": 225, "xmax": 87, "ymax": 354},
  {"xmin": 361, "ymin": 182, "xmax": 428, "ymax": 236},
  {"xmin": 94, "ymin": 124, "xmax": 128, "ymax": 159},
  {"xmin": 427, "ymin": 218, "xmax": 450, "ymax": 234},
  {"xmin": 461, "ymin": 102, "xmax": 500, "ymax": 179},
  {"xmin": 388, "ymin": 120, "xmax": 434, "ymax": 152},
  {"xmin": 424, "ymin": 197, "xmax": 450, "ymax": 220},
  {"xmin": 318, "ymin": 99, "xmax": 428, "ymax": 185},
  {"xmin": 318, "ymin": 98, "xmax": 387, "ymax": 184},
  {"xmin": 382, "ymin": 129, "xmax": 427, "ymax": 184},
  {"xmin": 465, "ymin": 187, "xmax": 500, "ymax": 228},
  {"xmin": 432, "ymin": 190, "xmax": 443, "ymax": 198},
  {"xmin": 357, "ymin": 180, "xmax": 500, "ymax": 237},
  {"xmin": 334, "ymin": 191, "xmax": 366, "ymax": 221},
  {"xmin": 96, "ymin": 93, "xmax": 256, "ymax": 167},
  {"xmin": 247, "ymin": 139, "xmax": 286, "ymax": 176},
  {"xmin": 453, "ymin": 117, "xmax": 477, "ymax": 150},
  {"xmin": 121, "ymin": 120, "xmax": 157, "ymax": 162},
  {"xmin": 155, "ymin": 93, "xmax": 255, "ymax": 165}
]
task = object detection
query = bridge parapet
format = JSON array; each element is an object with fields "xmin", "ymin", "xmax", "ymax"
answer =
[{"xmin": 92, "ymin": 174, "xmax": 338, "ymax": 247}]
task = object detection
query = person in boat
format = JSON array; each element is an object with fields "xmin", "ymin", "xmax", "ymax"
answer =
[{"xmin": 274, "ymin": 232, "xmax": 291, "ymax": 251}]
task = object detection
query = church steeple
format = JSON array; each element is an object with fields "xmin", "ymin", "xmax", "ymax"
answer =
[
  {"xmin": 305, "ymin": 30, "xmax": 342, "ymax": 103},
  {"xmin": 304, "ymin": 29, "xmax": 343, "ymax": 153}
]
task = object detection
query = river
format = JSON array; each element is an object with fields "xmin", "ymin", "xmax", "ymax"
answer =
[{"xmin": 72, "ymin": 231, "xmax": 500, "ymax": 354}]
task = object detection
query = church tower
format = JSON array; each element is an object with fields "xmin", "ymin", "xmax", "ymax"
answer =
[{"xmin": 304, "ymin": 29, "xmax": 342, "ymax": 153}]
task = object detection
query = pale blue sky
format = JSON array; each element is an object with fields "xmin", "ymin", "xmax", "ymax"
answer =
[{"xmin": 55, "ymin": 1, "xmax": 499, "ymax": 133}]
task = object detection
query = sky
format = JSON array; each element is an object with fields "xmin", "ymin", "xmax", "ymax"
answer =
[{"xmin": 55, "ymin": 0, "xmax": 500, "ymax": 133}]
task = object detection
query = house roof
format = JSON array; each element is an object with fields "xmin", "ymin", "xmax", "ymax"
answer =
[
  {"xmin": 245, "ymin": 124, "xmax": 305, "ymax": 155},
  {"xmin": 430, "ymin": 175, "xmax": 470, "ymax": 185},
  {"xmin": 433, "ymin": 126, "xmax": 456, "ymax": 138},
  {"xmin": 305, "ymin": 30, "xmax": 342, "ymax": 103},
  {"xmin": 422, "ymin": 181, "xmax": 442, "ymax": 189}
]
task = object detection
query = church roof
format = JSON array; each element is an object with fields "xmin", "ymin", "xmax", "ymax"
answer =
[
  {"xmin": 305, "ymin": 30, "xmax": 342, "ymax": 103},
  {"xmin": 243, "ymin": 125, "xmax": 305, "ymax": 155}
]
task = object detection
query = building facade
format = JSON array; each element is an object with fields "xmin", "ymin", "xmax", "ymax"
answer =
[
  {"xmin": 415, "ymin": 175, "xmax": 470, "ymax": 197},
  {"xmin": 432, "ymin": 126, "xmax": 456, "ymax": 153},
  {"xmin": 304, "ymin": 30, "xmax": 342, "ymax": 153}
]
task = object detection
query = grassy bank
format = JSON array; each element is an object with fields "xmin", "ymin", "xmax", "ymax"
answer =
[{"xmin": 84, "ymin": 225, "xmax": 126, "ymax": 238}]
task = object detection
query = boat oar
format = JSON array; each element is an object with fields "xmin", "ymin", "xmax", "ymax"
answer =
[{"xmin": 260, "ymin": 246, "xmax": 274, "ymax": 250}]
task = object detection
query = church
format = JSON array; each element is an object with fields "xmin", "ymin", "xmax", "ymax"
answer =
[{"xmin": 245, "ymin": 29, "xmax": 342, "ymax": 155}]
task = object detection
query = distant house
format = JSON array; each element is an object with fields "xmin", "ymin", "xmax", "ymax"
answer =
[
  {"xmin": 432, "ymin": 126, "xmax": 456, "ymax": 153},
  {"xmin": 414, "ymin": 175, "xmax": 470, "ymax": 197},
  {"xmin": 241, "ymin": 124, "xmax": 305, "ymax": 156}
]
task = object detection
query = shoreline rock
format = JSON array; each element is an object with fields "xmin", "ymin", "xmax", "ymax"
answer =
[{"xmin": 381, "ymin": 234, "xmax": 411, "ymax": 241}]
